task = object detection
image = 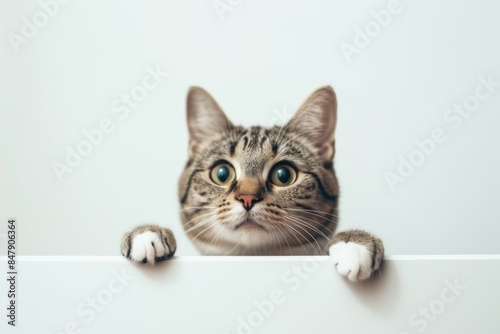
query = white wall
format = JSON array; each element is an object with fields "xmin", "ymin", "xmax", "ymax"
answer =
[
  {"xmin": 1, "ymin": 256, "xmax": 499, "ymax": 333},
  {"xmin": 1, "ymin": 0, "xmax": 499, "ymax": 256}
]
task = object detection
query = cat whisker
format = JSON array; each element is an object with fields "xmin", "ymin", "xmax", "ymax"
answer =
[
  {"xmin": 273, "ymin": 123, "xmax": 289, "ymax": 150},
  {"xmin": 222, "ymin": 236, "xmax": 243, "ymax": 255},
  {"xmin": 274, "ymin": 110, "xmax": 303, "ymax": 147},
  {"xmin": 287, "ymin": 212, "xmax": 336, "ymax": 237},
  {"xmin": 285, "ymin": 214, "xmax": 332, "ymax": 241},
  {"xmin": 268, "ymin": 223, "xmax": 283, "ymax": 255},
  {"xmin": 286, "ymin": 207, "xmax": 338, "ymax": 218},
  {"xmin": 273, "ymin": 222, "xmax": 294, "ymax": 255},
  {"xmin": 182, "ymin": 211, "xmax": 215, "ymax": 226},
  {"xmin": 283, "ymin": 216, "xmax": 323, "ymax": 254},
  {"xmin": 285, "ymin": 208, "xmax": 339, "ymax": 229},
  {"xmin": 279, "ymin": 221, "xmax": 311, "ymax": 255},
  {"xmin": 184, "ymin": 215, "xmax": 217, "ymax": 234},
  {"xmin": 279, "ymin": 128, "xmax": 327, "ymax": 151},
  {"xmin": 205, "ymin": 223, "xmax": 227, "ymax": 255},
  {"xmin": 190, "ymin": 219, "xmax": 219, "ymax": 244}
]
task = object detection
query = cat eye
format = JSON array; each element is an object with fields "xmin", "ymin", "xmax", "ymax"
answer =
[
  {"xmin": 210, "ymin": 163, "xmax": 236, "ymax": 185},
  {"xmin": 270, "ymin": 164, "xmax": 297, "ymax": 187}
]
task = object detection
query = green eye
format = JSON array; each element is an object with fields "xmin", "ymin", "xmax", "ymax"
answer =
[
  {"xmin": 210, "ymin": 163, "xmax": 236, "ymax": 185},
  {"xmin": 270, "ymin": 164, "xmax": 297, "ymax": 187}
]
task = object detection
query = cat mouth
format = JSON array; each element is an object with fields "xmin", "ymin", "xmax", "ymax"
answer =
[{"xmin": 234, "ymin": 220, "xmax": 265, "ymax": 230}]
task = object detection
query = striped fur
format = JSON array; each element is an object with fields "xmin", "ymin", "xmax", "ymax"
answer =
[
  {"xmin": 121, "ymin": 86, "xmax": 384, "ymax": 280},
  {"xmin": 178, "ymin": 87, "xmax": 340, "ymax": 255}
]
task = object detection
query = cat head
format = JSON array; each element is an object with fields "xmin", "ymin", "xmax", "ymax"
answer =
[{"xmin": 178, "ymin": 86, "xmax": 339, "ymax": 254}]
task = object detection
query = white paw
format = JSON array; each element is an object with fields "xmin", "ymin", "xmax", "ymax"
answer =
[
  {"xmin": 129, "ymin": 231, "xmax": 170, "ymax": 264},
  {"xmin": 329, "ymin": 242, "xmax": 372, "ymax": 282}
]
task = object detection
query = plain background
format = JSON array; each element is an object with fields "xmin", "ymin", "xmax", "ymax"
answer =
[{"xmin": 1, "ymin": 0, "xmax": 499, "ymax": 256}]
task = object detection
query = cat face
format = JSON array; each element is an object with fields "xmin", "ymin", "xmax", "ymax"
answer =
[{"xmin": 178, "ymin": 87, "xmax": 339, "ymax": 255}]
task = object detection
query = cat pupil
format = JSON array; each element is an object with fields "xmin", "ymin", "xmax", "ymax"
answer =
[
  {"xmin": 217, "ymin": 166, "xmax": 230, "ymax": 182},
  {"xmin": 276, "ymin": 167, "xmax": 290, "ymax": 183}
]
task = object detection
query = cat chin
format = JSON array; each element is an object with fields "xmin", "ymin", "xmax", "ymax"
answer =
[
  {"xmin": 192, "ymin": 227, "xmax": 275, "ymax": 255},
  {"xmin": 234, "ymin": 220, "xmax": 265, "ymax": 230},
  {"xmin": 225, "ymin": 227, "xmax": 273, "ymax": 247},
  {"xmin": 194, "ymin": 238, "xmax": 328, "ymax": 256},
  {"xmin": 193, "ymin": 227, "xmax": 330, "ymax": 256}
]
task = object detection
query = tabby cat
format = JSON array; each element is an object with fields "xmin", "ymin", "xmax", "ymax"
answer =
[{"xmin": 121, "ymin": 86, "xmax": 384, "ymax": 281}]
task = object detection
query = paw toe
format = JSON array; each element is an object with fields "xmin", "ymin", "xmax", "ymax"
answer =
[
  {"xmin": 329, "ymin": 242, "xmax": 372, "ymax": 282},
  {"xmin": 129, "ymin": 231, "xmax": 171, "ymax": 264}
]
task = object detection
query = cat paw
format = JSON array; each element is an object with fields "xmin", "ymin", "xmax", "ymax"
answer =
[
  {"xmin": 329, "ymin": 242, "xmax": 372, "ymax": 282},
  {"xmin": 121, "ymin": 225, "xmax": 176, "ymax": 265}
]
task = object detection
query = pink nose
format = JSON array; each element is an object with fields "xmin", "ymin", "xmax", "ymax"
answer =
[{"xmin": 237, "ymin": 194, "xmax": 260, "ymax": 211}]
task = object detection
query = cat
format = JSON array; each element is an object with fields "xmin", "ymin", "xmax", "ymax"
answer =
[{"xmin": 121, "ymin": 86, "xmax": 384, "ymax": 282}]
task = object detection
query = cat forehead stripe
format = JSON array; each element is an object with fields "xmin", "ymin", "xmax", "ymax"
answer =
[{"xmin": 236, "ymin": 126, "xmax": 276, "ymax": 153}]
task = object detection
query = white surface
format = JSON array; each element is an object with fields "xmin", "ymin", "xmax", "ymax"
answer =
[
  {"xmin": 1, "ymin": 0, "xmax": 500, "ymax": 256},
  {"xmin": 1, "ymin": 256, "xmax": 500, "ymax": 333}
]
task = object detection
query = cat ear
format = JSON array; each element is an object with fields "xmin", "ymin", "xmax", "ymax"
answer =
[
  {"xmin": 284, "ymin": 86, "xmax": 337, "ymax": 161},
  {"xmin": 186, "ymin": 86, "xmax": 233, "ymax": 155}
]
